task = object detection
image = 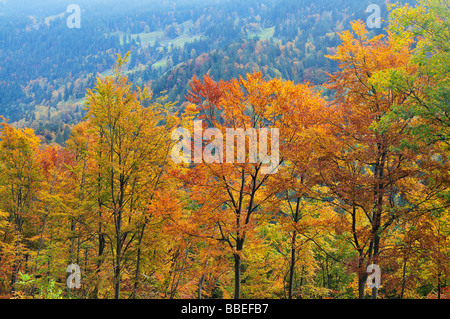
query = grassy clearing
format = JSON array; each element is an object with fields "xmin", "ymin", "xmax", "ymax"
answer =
[
  {"xmin": 112, "ymin": 19, "xmax": 201, "ymax": 49},
  {"xmin": 248, "ymin": 26, "xmax": 275, "ymax": 40},
  {"xmin": 152, "ymin": 57, "xmax": 169, "ymax": 69},
  {"xmin": 167, "ymin": 34, "xmax": 203, "ymax": 47}
]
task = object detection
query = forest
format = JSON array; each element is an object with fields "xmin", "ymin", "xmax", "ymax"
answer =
[
  {"xmin": 1, "ymin": 0, "xmax": 394, "ymax": 141},
  {"xmin": 0, "ymin": 0, "xmax": 448, "ymax": 300}
]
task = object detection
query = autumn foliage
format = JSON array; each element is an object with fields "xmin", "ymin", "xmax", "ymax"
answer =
[{"xmin": 0, "ymin": 1, "xmax": 448, "ymax": 300}]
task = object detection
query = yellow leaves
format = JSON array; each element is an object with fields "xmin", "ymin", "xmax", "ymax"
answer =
[
  {"xmin": 388, "ymin": 1, "xmax": 427, "ymax": 43},
  {"xmin": 0, "ymin": 209, "xmax": 8, "ymax": 219},
  {"xmin": 0, "ymin": 122, "xmax": 40, "ymax": 159},
  {"xmin": 1, "ymin": 11, "xmax": 448, "ymax": 298},
  {"xmin": 112, "ymin": 52, "xmax": 131, "ymax": 77},
  {"xmin": 0, "ymin": 209, "xmax": 10, "ymax": 238}
]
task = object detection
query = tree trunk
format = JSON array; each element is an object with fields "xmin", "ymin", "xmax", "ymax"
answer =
[
  {"xmin": 234, "ymin": 253, "xmax": 241, "ymax": 299},
  {"xmin": 132, "ymin": 222, "xmax": 145, "ymax": 299},
  {"xmin": 92, "ymin": 205, "xmax": 105, "ymax": 299},
  {"xmin": 11, "ymin": 222, "xmax": 21, "ymax": 295},
  {"xmin": 198, "ymin": 274, "xmax": 205, "ymax": 299},
  {"xmin": 358, "ymin": 255, "xmax": 367, "ymax": 299},
  {"xmin": 370, "ymin": 146, "xmax": 385, "ymax": 299},
  {"xmin": 93, "ymin": 150, "xmax": 105, "ymax": 299},
  {"xmin": 288, "ymin": 197, "xmax": 301, "ymax": 299},
  {"xmin": 437, "ymin": 271, "xmax": 441, "ymax": 300},
  {"xmin": 113, "ymin": 168, "xmax": 126, "ymax": 299},
  {"xmin": 358, "ymin": 276, "xmax": 366, "ymax": 299},
  {"xmin": 400, "ymin": 256, "xmax": 407, "ymax": 299},
  {"xmin": 371, "ymin": 217, "xmax": 381, "ymax": 299},
  {"xmin": 288, "ymin": 230, "xmax": 297, "ymax": 299},
  {"xmin": 114, "ymin": 211, "xmax": 122, "ymax": 300},
  {"xmin": 114, "ymin": 252, "xmax": 121, "ymax": 299}
]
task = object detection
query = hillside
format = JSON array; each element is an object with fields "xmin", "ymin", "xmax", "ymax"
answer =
[
  {"xmin": 0, "ymin": 0, "xmax": 448, "ymax": 303},
  {"xmin": 0, "ymin": 0, "xmax": 401, "ymax": 144}
]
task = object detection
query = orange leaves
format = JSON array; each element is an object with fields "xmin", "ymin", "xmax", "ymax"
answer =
[
  {"xmin": 179, "ymin": 69, "xmax": 334, "ymax": 298},
  {"xmin": 1, "ymin": 15, "xmax": 448, "ymax": 298},
  {"xmin": 185, "ymin": 74, "xmax": 225, "ymax": 121},
  {"xmin": 326, "ymin": 21, "xmax": 413, "ymax": 119},
  {"xmin": 315, "ymin": 20, "xmax": 440, "ymax": 299}
]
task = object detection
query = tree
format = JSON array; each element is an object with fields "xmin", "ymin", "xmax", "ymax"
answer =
[
  {"xmin": 0, "ymin": 117, "xmax": 42, "ymax": 295},
  {"xmin": 380, "ymin": 0, "xmax": 450, "ymax": 299},
  {"xmin": 323, "ymin": 21, "xmax": 432, "ymax": 299},
  {"xmin": 261, "ymin": 74, "xmax": 335, "ymax": 299},
  {"xmin": 387, "ymin": 0, "xmax": 450, "ymax": 146},
  {"xmin": 180, "ymin": 72, "xmax": 326, "ymax": 298},
  {"xmin": 81, "ymin": 53, "xmax": 178, "ymax": 299}
]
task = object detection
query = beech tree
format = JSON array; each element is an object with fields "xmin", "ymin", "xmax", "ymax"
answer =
[
  {"xmin": 322, "ymin": 21, "xmax": 435, "ymax": 299},
  {"xmin": 0, "ymin": 118, "xmax": 42, "ymax": 295},
  {"xmin": 0, "ymin": 3, "xmax": 448, "ymax": 299},
  {"xmin": 79, "ymin": 53, "xmax": 178, "ymax": 298},
  {"xmin": 179, "ymin": 72, "xmax": 327, "ymax": 298}
]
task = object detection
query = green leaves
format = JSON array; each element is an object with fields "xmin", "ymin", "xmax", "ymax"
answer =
[{"xmin": 386, "ymin": 0, "xmax": 450, "ymax": 145}]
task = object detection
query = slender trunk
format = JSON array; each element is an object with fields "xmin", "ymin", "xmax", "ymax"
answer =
[
  {"xmin": 358, "ymin": 276, "xmax": 366, "ymax": 299},
  {"xmin": 437, "ymin": 271, "xmax": 441, "ymax": 300},
  {"xmin": 11, "ymin": 188, "xmax": 27, "ymax": 294},
  {"xmin": 132, "ymin": 223, "xmax": 146, "ymax": 299},
  {"xmin": 371, "ymin": 285, "xmax": 378, "ymax": 299},
  {"xmin": 93, "ymin": 207, "xmax": 105, "ymax": 299},
  {"xmin": 358, "ymin": 255, "xmax": 366, "ymax": 299},
  {"xmin": 299, "ymin": 265, "xmax": 304, "ymax": 298},
  {"xmin": 371, "ymin": 146, "xmax": 386, "ymax": 299},
  {"xmin": 11, "ymin": 209, "xmax": 25, "ymax": 294},
  {"xmin": 93, "ymin": 142, "xmax": 105, "ymax": 299},
  {"xmin": 83, "ymin": 247, "xmax": 89, "ymax": 297},
  {"xmin": 234, "ymin": 253, "xmax": 241, "ymax": 299},
  {"xmin": 198, "ymin": 254, "xmax": 211, "ymax": 299},
  {"xmin": 400, "ymin": 255, "xmax": 407, "ymax": 299},
  {"xmin": 371, "ymin": 215, "xmax": 381, "ymax": 299},
  {"xmin": 114, "ymin": 255, "xmax": 121, "ymax": 299},
  {"xmin": 326, "ymin": 256, "xmax": 330, "ymax": 289},
  {"xmin": 437, "ymin": 221, "xmax": 442, "ymax": 300},
  {"xmin": 288, "ymin": 230, "xmax": 296, "ymax": 299},
  {"xmin": 170, "ymin": 247, "xmax": 189, "ymax": 299},
  {"xmin": 114, "ymin": 207, "xmax": 122, "ymax": 299},
  {"xmin": 10, "ymin": 224, "xmax": 20, "ymax": 294},
  {"xmin": 198, "ymin": 274, "xmax": 205, "ymax": 299},
  {"xmin": 288, "ymin": 196, "xmax": 301, "ymax": 299},
  {"xmin": 69, "ymin": 219, "xmax": 76, "ymax": 264}
]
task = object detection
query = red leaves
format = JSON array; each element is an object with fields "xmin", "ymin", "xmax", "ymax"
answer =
[{"xmin": 185, "ymin": 75, "xmax": 225, "ymax": 119}]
